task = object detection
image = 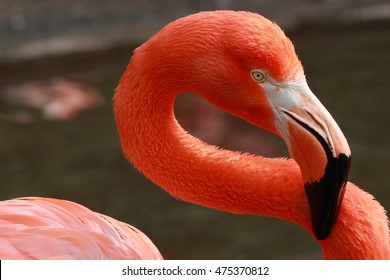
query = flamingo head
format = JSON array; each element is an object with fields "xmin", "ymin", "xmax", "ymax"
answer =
[
  {"xmin": 138, "ymin": 11, "xmax": 351, "ymax": 239},
  {"xmin": 192, "ymin": 12, "xmax": 351, "ymax": 240}
]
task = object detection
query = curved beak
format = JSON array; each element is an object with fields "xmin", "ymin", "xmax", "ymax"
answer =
[{"xmin": 263, "ymin": 78, "xmax": 351, "ymax": 240}]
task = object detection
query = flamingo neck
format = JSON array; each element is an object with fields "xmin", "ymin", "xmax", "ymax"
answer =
[
  {"xmin": 114, "ymin": 59, "xmax": 390, "ymax": 260},
  {"xmin": 319, "ymin": 183, "xmax": 390, "ymax": 259},
  {"xmin": 114, "ymin": 65, "xmax": 308, "ymax": 224}
]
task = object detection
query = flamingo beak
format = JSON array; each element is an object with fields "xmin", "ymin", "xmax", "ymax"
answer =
[{"xmin": 262, "ymin": 77, "xmax": 351, "ymax": 240}]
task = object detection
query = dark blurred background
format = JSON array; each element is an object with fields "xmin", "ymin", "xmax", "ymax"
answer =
[{"xmin": 0, "ymin": 0, "xmax": 389, "ymax": 259}]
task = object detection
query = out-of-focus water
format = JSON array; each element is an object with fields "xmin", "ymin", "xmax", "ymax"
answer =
[{"xmin": 0, "ymin": 23, "xmax": 389, "ymax": 259}]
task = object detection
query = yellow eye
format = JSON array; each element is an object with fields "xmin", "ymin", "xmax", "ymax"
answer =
[{"xmin": 250, "ymin": 70, "xmax": 266, "ymax": 83}]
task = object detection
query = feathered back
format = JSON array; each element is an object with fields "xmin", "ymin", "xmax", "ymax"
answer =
[{"xmin": 0, "ymin": 197, "xmax": 162, "ymax": 259}]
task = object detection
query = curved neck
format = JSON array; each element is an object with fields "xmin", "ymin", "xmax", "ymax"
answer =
[
  {"xmin": 114, "ymin": 59, "xmax": 390, "ymax": 260},
  {"xmin": 115, "ymin": 65, "xmax": 307, "ymax": 224}
]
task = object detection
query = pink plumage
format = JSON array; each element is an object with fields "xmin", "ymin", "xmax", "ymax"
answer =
[{"xmin": 0, "ymin": 197, "xmax": 162, "ymax": 259}]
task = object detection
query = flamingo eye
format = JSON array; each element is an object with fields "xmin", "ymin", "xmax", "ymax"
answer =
[{"xmin": 250, "ymin": 70, "xmax": 267, "ymax": 83}]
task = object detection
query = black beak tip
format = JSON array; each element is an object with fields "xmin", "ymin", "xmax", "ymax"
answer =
[
  {"xmin": 305, "ymin": 182, "xmax": 343, "ymax": 240},
  {"xmin": 305, "ymin": 153, "xmax": 351, "ymax": 240}
]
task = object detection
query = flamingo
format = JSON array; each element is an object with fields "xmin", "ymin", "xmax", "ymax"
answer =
[
  {"xmin": 113, "ymin": 11, "xmax": 389, "ymax": 259},
  {"xmin": 0, "ymin": 11, "xmax": 389, "ymax": 259}
]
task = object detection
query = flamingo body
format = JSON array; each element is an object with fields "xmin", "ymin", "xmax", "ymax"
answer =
[{"xmin": 0, "ymin": 197, "xmax": 162, "ymax": 259}]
